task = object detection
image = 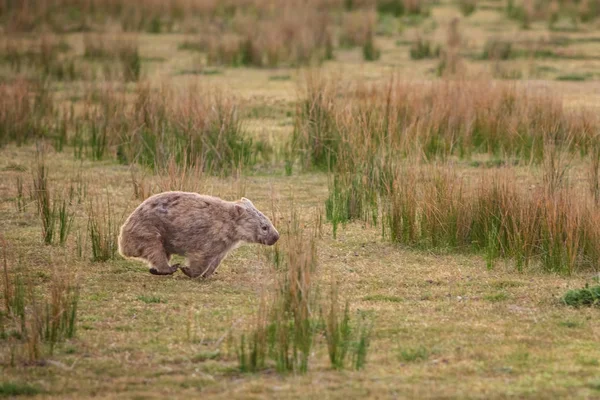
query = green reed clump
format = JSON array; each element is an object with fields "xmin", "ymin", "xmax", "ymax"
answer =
[
  {"xmin": 118, "ymin": 42, "xmax": 141, "ymax": 82},
  {"xmin": 1, "ymin": 237, "xmax": 80, "ymax": 364},
  {"xmin": 376, "ymin": 0, "xmax": 429, "ymax": 16},
  {"xmin": 322, "ymin": 283, "xmax": 372, "ymax": 370},
  {"xmin": 236, "ymin": 209, "xmax": 320, "ymax": 374},
  {"xmin": 410, "ymin": 37, "xmax": 440, "ymax": 59},
  {"xmin": 88, "ymin": 197, "xmax": 119, "ymax": 262},
  {"xmin": 33, "ymin": 158, "xmax": 54, "ymax": 245},
  {"xmin": 459, "ymin": 0, "xmax": 476, "ymax": 16},
  {"xmin": 291, "ymin": 75, "xmax": 339, "ymax": 170},
  {"xmin": 237, "ymin": 298, "xmax": 269, "ymax": 373},
  {"xmin": 362, "ymin": 29, "xmax": 380, "ymax": 61},
  {"xmin": 32, "ymin": 156, "xmax": 74, "ymax": 246},
  {"xmin": 326, "ymin": 173, "xmax": 379, "ymax": 238},
  {"xmin": 267, "ymin": 210, "xmax": 319, "ymax": 373},
  {"xmin": 236, "ymin": 207, "xmax": 373, "ymax": 374},
  {"xmin": 14, "ymin": 176, "xmax": 26, "ymax": 213},
  {"xmin": 1, "ymin": 36, "xmax": 78, "ymax": 80},
  {"xmin": 115, "ymin": 84, "xmax": 255, "ymax": 174}
]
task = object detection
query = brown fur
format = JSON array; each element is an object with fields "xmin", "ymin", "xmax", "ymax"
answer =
[{"xmin": 118, "ymin": 191, "xmax": 279, "ymax": 278}]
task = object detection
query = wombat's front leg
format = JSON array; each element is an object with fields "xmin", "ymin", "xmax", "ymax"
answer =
[
  {"xmin": 149, "ymin": 264, "xmax": 180, "ymax": 275},
  {"xmin": 145, "ymin": 246, "xmax": 179, "ymax": 276}
]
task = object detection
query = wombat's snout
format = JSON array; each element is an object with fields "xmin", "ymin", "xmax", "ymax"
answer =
[{"xmin": 268, "ymin": 230, "xmax": 280, "ymax": 246}]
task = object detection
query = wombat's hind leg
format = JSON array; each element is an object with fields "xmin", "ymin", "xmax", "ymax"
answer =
[
  {"xmin": 180, "ymin": 253, "xmax": 209, "ymax": 279},
  {"xmin": 143, "ymin": 243, "xmax": 179, "ymax": 276},
  {"xmin": 200, "ymin": 256, "xmax": 224, "ymax": 279},
  {"xmin": 181, "ymin": 253, "xmax": 225, "ymax": 279}
]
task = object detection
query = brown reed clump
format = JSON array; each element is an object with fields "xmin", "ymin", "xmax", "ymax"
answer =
[
  {"xmin": 293, "ymin": 75, "xmax": 598, "ymax": 170},
  {"xmin": 379, "ymin": 165, "xmax": 600, "ymax": 274}
]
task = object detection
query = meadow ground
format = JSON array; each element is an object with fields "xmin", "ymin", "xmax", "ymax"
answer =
[{"xmin": 1, "ymin": 1, "xmax": 600, "ymax": 399}]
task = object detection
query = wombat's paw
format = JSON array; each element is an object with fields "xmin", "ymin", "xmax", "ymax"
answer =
[
  {"xmin": 180, "ymin": 266, "xmax": 192, "ymax": 278},
  {"xmin": 180, "ymin": 266, "xmax": 205, "ymax": 279},
  {"xmin": 149, "ymin": 264, "xmax": 179, "ymax": 275}
]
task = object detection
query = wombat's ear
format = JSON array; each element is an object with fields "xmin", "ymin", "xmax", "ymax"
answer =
[
  {"xmin": 241, "ymin": 197, "xmax": 255, "ymax": 207},
  {"xmin": 233, "ymin": 203, "xmax": 246, "ymax": 217}
]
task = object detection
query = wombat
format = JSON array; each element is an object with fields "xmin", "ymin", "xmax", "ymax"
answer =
[{"xmin": 118, "ymin": 191, "xmax": 279, "ymax": 278}]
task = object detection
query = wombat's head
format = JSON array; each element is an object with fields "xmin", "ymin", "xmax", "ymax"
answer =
[{"xmin": 233, "ymin": 197, "xmax": 280, "ymax": 246}]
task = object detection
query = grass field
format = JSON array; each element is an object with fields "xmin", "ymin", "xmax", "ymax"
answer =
[{"xmin": 1, "ymin": 0, "xmax": 600, "ymax": 398}]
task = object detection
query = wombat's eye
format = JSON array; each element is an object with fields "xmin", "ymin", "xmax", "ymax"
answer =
[{"xmin": 261, "ymin": 226, "xmax": 268, "ymax": 231}]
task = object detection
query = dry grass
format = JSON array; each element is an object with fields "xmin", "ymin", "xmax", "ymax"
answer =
[
  {"xmin": 199, "ymin": 6, "xmax": 335, "ymax": 68},
  {"xmin": 380, "ymin": 165, "xmax": 600, "ymax": 274},
  {"xmin": 293, "ymin": 74, "xmax": 599, "ymax": 169},
  {"xmin": 1, "ymin": 144, "xmax": 600, "ymax": 397},
  {"xmin": 1, "ymin": 1, "xmax": 600, "ymax": 398},
  {"xmin": 0, "ymin": 79, "xmax": 257, "ymax": 174}
]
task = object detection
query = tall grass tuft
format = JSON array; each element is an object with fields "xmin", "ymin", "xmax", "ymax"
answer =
[
  {"xmin": 236, "ymin": 206, "xmax": 372, "ymax": 374},
  {"xmin": 1, "ymin": 80, "xmax": 257, "ymax": 175},
  {"xmin": 117, "ymin": 83, "xmax": 254, "ymax": 174},
  {"xmin": 410, "ymin": 36, "xmax": 440, "ymax": 59},
  {"xmin": 14, "ymin": 176, "xmax": 26, "ymax": 212},
  {"xmin": 543, "ymin": 140, "xmax": 572, "ymax": 194},
  {"xmin": 325, "ymin": 173, "xmax": 379, "ymax": 239},
  {"xmin": 292, "ymin": 73, "xmax": 339, "ymax": 170},
  {"xmin": 362, "ymin": 28, "xmax": 381, "ymax": 61},
  {"xmin": 589, "ymin": 146, "xmax": 600, "ymax": 204},
  {"xmin": 1, "ymin": 237, "xmax": 80, "ymax": 363},
  {"xmin": 292, "ymin": 75, "xmax": 598, "ymax": 170},
  {"xmin": 380, "ymin": 165, "xmax": 600, "ymax": 274},
  {"xmin": 267, "ymin": 208, "xmax": 319, "ymax": 373},
  {"xmin": 203, "ymin": 6, "xmax": 335, "ymax": 68},
  {"xmin": 154, "ymin": 151, "xmax": 205, "ymax": 194},
  {"xmin": 0, "ymin": 35, "xmax": 78, "ymax": 81},
  {"xmin": 322, "ymin": 281, "xmax": 372, "ymax": 370},
  {"xmin": 41, "ymin": 270, "xmax": 79, "ymax": 354},
  {"xmin": 459, "ymin": 0, "xmax": 476, "ymax": 16},
  {"xmin": 88, "ymin": 196, "xmax": 119, "ymax": 262},
  {"xmin": 32, "ymin": 154, "xmax": 74, "ymax": 246},
  {"xmin": 237, "ymin": 296, "xmax": 269, "ymax": 373},
  {"xmin": 118, "ymin": 41, "xmax": 141, "ymax": 82},
  {"xmin": 236, "ymin": 207, "xmax": 321, "ymax": 374},
  {"xmin": 33, "ymin": 153, "xmax": 55, "ymax": 245},
  {"xmin": 0, "ymin": 79, "xmax": 55, "ymax": 147}
]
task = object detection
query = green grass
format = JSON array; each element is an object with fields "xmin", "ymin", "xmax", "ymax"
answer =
[
  {"xmin": 137, "ymin": 295, "xmax": 165, "ymax": 304},
  {"xmin": 556, "ymin": 73, "xmax": 590, "ymax": 81},
  {"xmin": 559, "ymin": 320, "xmax": 583, "ymax": 328},
  {"xmin": 562, "ymin": 285, "xmax": 600, "ymax": 307},
  {"xmin": 0, "ymin": 382, "xmax": 40, "ymax": 397},
  {"xmin": 268, "ymin": 74, "xmax": 292, "ymax": 81},
  {"xmin": 177, "ymin": 68, "xmax": 223, "ymax": 76},
  {"xmin": 398, "ymin": 346, "xmax": 429, "ymax": 363},
  {"xmin": 484, "ymin": 292, "xmax": 509, "ymax": 302},
  {"xmin": 362, "ymin": 294, "xmax": 403, "ymax": 302},
  {"xmin": 410, "ymin": 38, "xmax": 440, "ymax": 59}
]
